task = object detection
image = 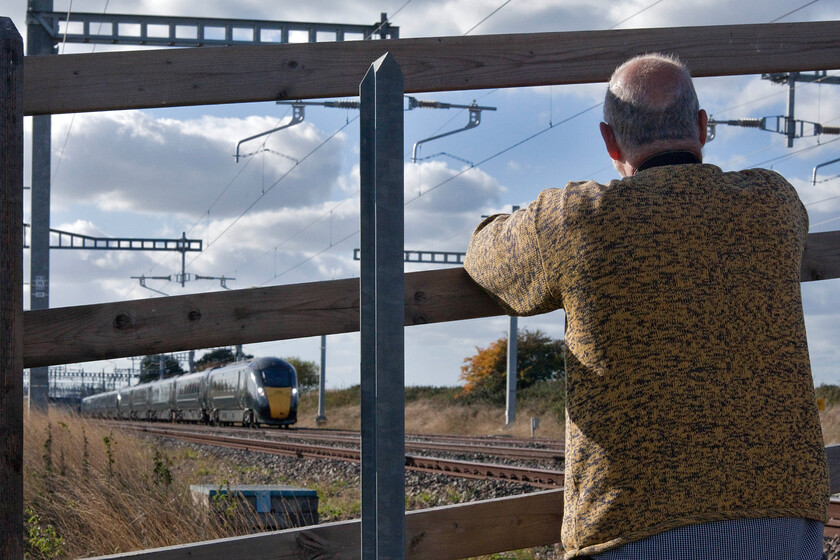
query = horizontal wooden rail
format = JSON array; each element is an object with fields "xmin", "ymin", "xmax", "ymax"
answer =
[
  {"xmin": 24, "ymin": 21, "xmax": 840, "ymax": 115},
  {"xmin": 22, "ymin": 268, "xmax": 502, "ymax": 368},
  {"xmin": 84, "ymin": 489, "xmax": 565, "ymax": 560},
  {"xmin": 21, "ymin": 230, "xmax": 840, "ymax": 368}
]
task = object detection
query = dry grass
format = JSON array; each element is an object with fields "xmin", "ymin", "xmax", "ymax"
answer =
[
  {"xmin": 296, "ymin": 388, "xmax": 565, "ymax": 440},
  {"xmin": 23, "ymin": 409, "xmax": 269, "ymax": 559},
  {"xmin": 820, "ymin": 403, "xmax": 840, "ymax": 445},
  {"xmin": 25, "ymin": 391, "xmax": 839, "ymax": 559}
]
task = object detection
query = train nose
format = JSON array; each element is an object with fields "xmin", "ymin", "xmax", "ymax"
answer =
[{"xmin": 265, "ymin": 387, "xmax": 292, "ymax": 419}]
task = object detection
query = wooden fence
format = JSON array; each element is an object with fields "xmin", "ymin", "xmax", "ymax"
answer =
[{"xmin": 3, "ymin": 16, "xmax": 840, "ymax": 560}]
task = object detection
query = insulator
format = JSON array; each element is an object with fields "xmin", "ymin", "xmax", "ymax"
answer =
[
  {"xmin": 736, "ymin": 119, "xmax": 763, "ymax": 128},
  {"xmin": 820, "ymin": 126, "xmax": 840, "ymax": 135},
  {"xmin": 324, "ymin": 100, "xmax": 360, "ymax": 109},
  {"xmin": 415, "ymin": 100, "xmax": 448, "ymax": 109}
]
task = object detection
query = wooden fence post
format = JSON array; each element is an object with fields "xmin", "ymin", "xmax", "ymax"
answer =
[{"xmin": 0, "ymin": 16, "xmax": 25, "ymax": 560}]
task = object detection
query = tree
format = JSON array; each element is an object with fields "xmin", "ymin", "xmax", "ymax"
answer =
[
  {"xmin": 193, "ymin": 348, "xmax": 252, "ymax": 371},
  {"xmin": 284, "ymin": 356, "xmax": 319, "ymax": 393},
  {"xmin": 459, "ymin": 329, "xmax": 565, "ymax": 403},
  {"xmin": 139, "ymin": 354, "xmax": 184, "ymax": 384}
]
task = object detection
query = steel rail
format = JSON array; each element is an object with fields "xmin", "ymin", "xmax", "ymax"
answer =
[
  {"xmin": 110, "ymin": 420, "xmax": 566, "ymax": 461},
  {"xmin": 122, "ymin": 424, "xmax": 565, "ymax": 488},
  {"xmin": 257, "ymin": 428, "xmax": 565, "ymax": 461},
  {"xmin": 404, "ymin": 455, "xmax": 563, "ymax": 489}
]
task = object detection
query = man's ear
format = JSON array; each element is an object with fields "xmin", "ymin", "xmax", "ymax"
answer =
[
  {"xmin": 600, "ymin": 122, "xmax": 623, "ymax": 161},
  {"xmin": 698, "ymin": 109, "xmax": 708, "ymax": 147}
]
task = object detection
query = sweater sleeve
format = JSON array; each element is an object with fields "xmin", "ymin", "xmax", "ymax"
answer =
[{"xmin": 463, "ymin": 193, "xmax": 562, "ymax": 316}]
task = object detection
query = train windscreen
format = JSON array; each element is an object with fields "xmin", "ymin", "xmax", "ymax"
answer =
[{"xmin": 261, "ymin": 363, "xmax": 296, "ymax": 387}]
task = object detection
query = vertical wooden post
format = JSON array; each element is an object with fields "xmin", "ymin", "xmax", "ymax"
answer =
[
  {"xmin": 360, "ymin": 52, "xmax": 406, "ymax": 559},
  {"xmin": 0, "ymin": 16, "xmax": 25, "ymax": 560}
]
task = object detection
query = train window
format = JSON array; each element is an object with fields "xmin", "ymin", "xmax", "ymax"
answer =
[{"xmin": 261, "ymin": 364, "xmax": 296, "ymax": 387}]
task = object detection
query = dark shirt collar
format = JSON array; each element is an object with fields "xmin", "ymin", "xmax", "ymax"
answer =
[{"xmin": 636, "ymin": 150, "xmax": 701, "ymax": 173}]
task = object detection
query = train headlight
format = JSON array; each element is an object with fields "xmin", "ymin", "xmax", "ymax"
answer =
[
  {"xmin": 257, "ymin": 387, "xmax": 265, "ymax": 396},
  {"xmin": 292, "ymin": 388, "xmax": 298, "ymax": 396}
]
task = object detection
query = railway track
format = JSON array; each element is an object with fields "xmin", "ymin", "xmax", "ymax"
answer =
[
  {"xmin": 120, "ymin": 423, "xmax": 565, "ymax": 489},
  {"xmin": 112, "ymin": 421, "xmax": 840, "ymax": 538},
  {"xmin": 108, "ymin": 420, "xmax": 566, "ymax": 462},
  {"xmin": 279, "ymin": 429, "xmax": 565, "ymax": 462}
]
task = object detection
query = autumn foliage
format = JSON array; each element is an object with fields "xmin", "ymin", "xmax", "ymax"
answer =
[{"xmin": 459, "ymin": 329, "xmax": 565, "ymax": 403}]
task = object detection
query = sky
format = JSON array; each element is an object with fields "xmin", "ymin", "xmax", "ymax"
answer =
[{"xmin": 4, "ymin": 0, "xmax": 840, "ymax": 392}]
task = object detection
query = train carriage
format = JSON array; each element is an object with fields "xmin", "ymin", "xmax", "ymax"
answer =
[
  {"xmin": 117, "ymin": 386, "xmax": 133, "ymax": 419},
  {"xmin": 174, "ymin": 370, "xmax": 209, "ymax": 422},
  {"xmin": 149, "ymin": 377, "xmax": 177, "ymax": 421},
  {"xmin": 80, "ymin": 357, "xmax": 298, "ymax": 428}
]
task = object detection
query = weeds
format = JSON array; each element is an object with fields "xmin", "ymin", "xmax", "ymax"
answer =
[
  {"xmin": 152, "ymin": 449, "xmax": 173, "ymax": 486},
  {"xmin": 25, "ymin": 507, "xmax": 65, "ymax": 560},
  {"xmin": 42, "ymin": 423, "xmax": 53, "ymax": 478},
  {"xmin": 103, "ymin": 432, "xmax": 116, "ymax": 479},
  {"xmin": 210, "ymin": 480, "xmax": 238, "ymax": 518},
  {"xmin": 22, "ymin": 410, "xmax": 274, "ymax": 559},
  {"xmin": 81, "ymin": 426, "xmax": 90, "ymax": 474}
]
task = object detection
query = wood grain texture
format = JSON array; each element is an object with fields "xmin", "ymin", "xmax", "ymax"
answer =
[
  {"xmin": 22, "ymin": 267, "xmax": 503, "ymax": 368},
  {"xmin": 22, "ymin": 231, "xmax": 840, "ymax": 368},
  {"xmin": 0, "ymin": 17, "xmax": 24, "ymax": 560},
  {"xmin": 82, "ymin": 489, "xmax": 564, "ymax": 560},
  {"xmin": 24, "ymin": 21, "xmax": 840, "ymax": 115}
]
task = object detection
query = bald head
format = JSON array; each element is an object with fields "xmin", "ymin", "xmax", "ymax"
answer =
[{"xmin": 602, "ymin": 53, "xmax": 706, "ymax": 170}]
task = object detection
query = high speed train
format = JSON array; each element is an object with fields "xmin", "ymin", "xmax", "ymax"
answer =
[{"xmin": 81, "ymin": 357, "xmax": 298, "ymax": 428}]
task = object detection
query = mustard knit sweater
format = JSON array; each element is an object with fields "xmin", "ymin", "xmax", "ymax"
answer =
[{"xmin": 464, "ymin": 163, "xmax": 828, "ymax": 558}]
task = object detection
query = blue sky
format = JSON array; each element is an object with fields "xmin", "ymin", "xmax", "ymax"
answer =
[{"xmin": 5, "ymin": 0, "xmax": 840, "ymax": 389}]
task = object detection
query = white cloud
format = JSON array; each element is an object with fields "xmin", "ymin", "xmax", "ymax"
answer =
[
  {"xmin": 50, "ymin": 111, "xmax": 346, "ymax": 218},
  {"xmin": 10, "ymin": 0, "xmax": 840, "ymax": 388}
]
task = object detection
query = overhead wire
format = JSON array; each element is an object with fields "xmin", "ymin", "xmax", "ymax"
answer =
[
  {"xmin": 810, "ymin": 215, "xmax": 840, "ymax": 228},
  {"xmin": 405, "ymin": 102, "xmax": 603, "ymax": 205},
  {"xmin": 179, "ymin": 0, "xmax": 829, "ymax": 288},
  {"xmin": 711, "ymin": 70, "xmax": 840, "ymax": 121},
  {"xmin": 226, "ymin": 190, "xmax": 360, "ymax": 279},
  {"xmin": 185, "ymin": 115, "xmax": 359, "ymax": 269},
  {"xmin": 804, "ymin": 193, "xmax": 840, "ymax": 206},
  {"xmin": 260, "ymin": 229, "xmax": 359, "ymax": 285},
  {"xmin": 138, "ymin": 110, "xmax": 285, "ymax": 279},
  {"xmin": 137, "ymin": 108, "xmax": 341, "ymax": 291},
  {"xmin": 364, "ymin": 0, "xmax": 414, "ymax": 39},
  {"xmin": 463, "ymin": 0, "xmax": 515, "ymax": 35},
  {"xmin": 749, "ymin": 136, "xmax": 840, "ymax": 168},
  {"xmin": 770, "ymin": 0, "xmax": 820, "ymax": 22},
  {"xmin": 262, "ymin": 0, "xmax": 673, "ymax": 284},
  {"xmin": 53, "ymin": 0, "xmax": 110, "ymax": 182},
  {"xmin": 255, "ymin": 100, "xmax": 604, "ymax": 287},
  {"xmin": 174, "ymin": 2, "xmax": 426, "ymax": 282},
  {"xmin": 174, "ymin": 2, "xmax": 424, "ymax": 287},
  {"xmin": 609, "ymin": 0, "xmax": 667, "ymax": 29},
  {"xmin": 190, "ymin": 106, "xmax": 294, "ymax": 233}
]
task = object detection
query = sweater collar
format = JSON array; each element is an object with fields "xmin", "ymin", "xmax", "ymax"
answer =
[{"xmin": 636, "ymin": 150, "xmax": 701, "ymax": 173}]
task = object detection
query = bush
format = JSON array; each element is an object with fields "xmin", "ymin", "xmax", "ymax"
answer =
[
  {"xmin": 459, "ymin": 329, "xmax": 565, "ymax": 404},
  {"xmin": 816, "ymin": 384, "xmax": 840, "ymax": 406},
  {"xmin": 283, "ymin": 357, "xmax": 319, "ymax": 393}
]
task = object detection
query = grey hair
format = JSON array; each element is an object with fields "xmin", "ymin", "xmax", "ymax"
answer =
[{"xmin": 603, "ymin": 53, "xmax": 700, "ymax": 154}]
